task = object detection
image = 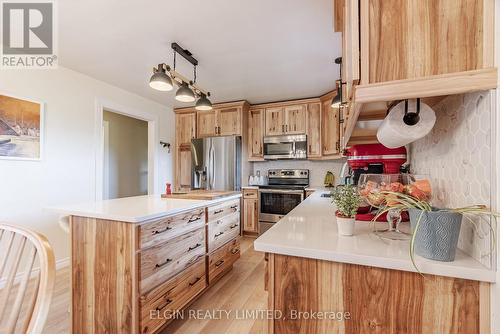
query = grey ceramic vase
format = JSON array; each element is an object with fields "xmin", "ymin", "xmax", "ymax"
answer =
[{"xmin": 408, "ymin": 208, "xmax": 463, "ymax": 262}]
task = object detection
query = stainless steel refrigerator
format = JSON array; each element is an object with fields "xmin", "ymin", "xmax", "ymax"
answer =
[{"xmin": 191, "ymin": 136, "xmax": 241, "ymax": 191}]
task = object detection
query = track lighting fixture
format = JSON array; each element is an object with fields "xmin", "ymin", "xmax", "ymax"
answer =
[{"xmin": 149, "ymin": 42, "xmax": 213, "ymax": 108}]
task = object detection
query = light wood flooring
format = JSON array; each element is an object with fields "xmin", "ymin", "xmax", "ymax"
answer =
[{"xmin": 41, "ymin": 237, "xmax": 267, "ymax": 334}]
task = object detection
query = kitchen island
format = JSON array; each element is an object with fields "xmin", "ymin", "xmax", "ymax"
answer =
[
  {"xmin": 53, "ymin": 193, "xmax": 242, "ymax": 334},
  {"xmin": 254, "ymin": 191, "xmax": 494, "ymax": 334}
]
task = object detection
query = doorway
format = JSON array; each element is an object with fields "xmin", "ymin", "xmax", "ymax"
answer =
[{"xmin": 103, "ymin": 110, "xmax": 148, "ymax": 199}]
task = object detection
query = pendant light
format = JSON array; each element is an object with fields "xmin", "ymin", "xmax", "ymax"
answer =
[
  {"xmin": 331, "ymin": 57, "xmax": 344, "ymax": 108},
  {"xmin": 196, "ymin": 93, "xmax": 213, "ymax": 110},
  {"xmin": 175, "ymin": 82, "xmax": 196, "ymax": 102},
  {"xmin": 149, "ymin": 64, "xmax": 173, "ymax": 91}
]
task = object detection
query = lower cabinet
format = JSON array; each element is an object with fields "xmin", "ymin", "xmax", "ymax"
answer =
[
  {"xmin": 70, "ymin": 198, "xmax": 242, "ymax": 334},
  {"xmin": 242, "ymin": 188, "xmax": 259, "ymax": 235}
]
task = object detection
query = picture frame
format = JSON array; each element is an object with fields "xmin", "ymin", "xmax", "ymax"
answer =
[{"xmin": 0, "ymin": 92, "xmax": 45, "ymax": 161}]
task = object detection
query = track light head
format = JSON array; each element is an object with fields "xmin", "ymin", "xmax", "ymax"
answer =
[
  {"xmin": 149, "ymin": 64, "xmax": 173, "ymax": 91},
  {"xmin": 195, "ymin": 94, "xmax": 213, "ymax": 111},
  {"xmin": 175, "ymin": 82, "xmax": 196, "ymax": 102}
]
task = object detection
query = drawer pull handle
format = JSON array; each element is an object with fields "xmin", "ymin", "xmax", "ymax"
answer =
[
  {"xmin": 215, "ymin": 259, "xmax": 225, "ymax": 267},
  {"xmin": 156, "ymin": 298, "xmax": 173, "ymax": 311},
  {"xmin": 188, "ymin": 243, "xmax": 202, "ymax": 251},
  {"xmin": 155, "ymin": 258, "xmax": 172, "ymax": 269},
  {"xmin": 231, "ymin": 248, "xmax": 240, "ymax": 254},
  {"xmin": 215, "ymin": 231, "xmax": 224, "ymax": 238},
  {"xmin": 152, "ymin": 226, "xmax": 172, "ymax": 235},
  {"xmin": 189, "ymin": 276, "xmax": 201, "ymax": 286},
  {"xmin": 214, "ymin": 209, "xmax": 224, "ymax": 214},
  {"xmin": 230, "ymin": 224, "xmax": 238, "ymax": 229},
  {"xmin": 188, "ymin": 216, "xmax": 201, "ymax": 223},
  {"xmin": 230, "ymin": 205, "xmax": 238, "ymax": 210}
]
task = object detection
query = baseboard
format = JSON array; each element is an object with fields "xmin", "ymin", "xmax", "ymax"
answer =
[{"xmin": 0, "ymin": 256, "xmax": 69, "ymax": 289}]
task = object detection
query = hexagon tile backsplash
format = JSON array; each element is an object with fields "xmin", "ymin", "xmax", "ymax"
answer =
[{"xmin": 410, "ymin": 91, "xmax": 494, "ymax": 268}]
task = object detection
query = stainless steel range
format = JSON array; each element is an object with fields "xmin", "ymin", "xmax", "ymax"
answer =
[{"xmin": 259, "ymin": 169, "xmax": 309, "ymax": 235}]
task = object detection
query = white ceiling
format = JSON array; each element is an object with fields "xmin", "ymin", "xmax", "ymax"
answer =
[{"xmin": 59, "ymin": 0, "xmax": 341, "ymax": 108}]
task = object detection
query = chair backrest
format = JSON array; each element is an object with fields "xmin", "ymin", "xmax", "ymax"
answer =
[{"xmin": 0, "ymin": 224, "xmax": 55, "ymax": 334}]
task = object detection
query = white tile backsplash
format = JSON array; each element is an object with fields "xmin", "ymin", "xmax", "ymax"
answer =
[
  {"xmin": 252, "ymin": 159, "xmax": 346, "ymax": 187},
  {"xmin": 410, "ymin": 91, "xmax": 495, "ymax": 268}
]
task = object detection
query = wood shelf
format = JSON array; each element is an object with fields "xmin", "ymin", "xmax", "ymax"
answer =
[
  {"xmin": 342, "ymin": 68, "xmax": 498, "ymax": 148},
  {"xmin": 354, "ymin": 68, "xmax": 497, "ymax": 104}
]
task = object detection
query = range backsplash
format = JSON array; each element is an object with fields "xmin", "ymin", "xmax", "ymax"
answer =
[
  {"xmin": 410, "ymin": 91, "xmax": 494, "ymax": 268},
  {"xmin": 252, "ymin": 159, "xmax": 346, "ymax": 187}
]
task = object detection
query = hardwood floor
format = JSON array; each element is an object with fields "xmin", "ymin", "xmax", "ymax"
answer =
[{"xmin": 42, "ymin": 237, "xmax": 266, "ymax": 334}]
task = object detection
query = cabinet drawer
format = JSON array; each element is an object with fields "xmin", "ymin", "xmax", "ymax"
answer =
[
  {"xmin": 208, "ymin": 238, "xmax": 240, "ymax": 284},
  {"xmin": 140, "ymin": 259, "xmax": 206, "ymax": 334},
  {"xmin": 207, "ymin": 199, "xmax": 240, "ymax": 222},
  {"xmin": 139, "ymin": 208, "xmax": 205, "ymax": 249},
  {"xmin": 207, "ymin": 212, "xmax": 240, "ymax": 253},
  {"xmin": 243, "ymin": 189, "xmax": 258, "ymax": 199},
  {"xmin": 140, "ymin": 227, "xmax": 205, "ymax": 293}
]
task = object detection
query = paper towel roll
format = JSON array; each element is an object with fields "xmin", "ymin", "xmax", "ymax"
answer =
[{"xmin": 377, "ymin": 99, "xmax": 436, "ymax": 148}]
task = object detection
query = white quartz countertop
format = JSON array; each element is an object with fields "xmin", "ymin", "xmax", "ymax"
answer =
[
  {"xmin": 50, "ymin": 193, "xmax": 242, "ymax": 223},
  {"xmin": 254, "ymin": 191, "xmax": 495, "ymax": 283}
]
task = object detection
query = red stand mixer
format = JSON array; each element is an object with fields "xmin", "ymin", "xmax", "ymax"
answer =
[{"xmin": 341, "ymin": 144, "xmax": 409, "ymax": 222}]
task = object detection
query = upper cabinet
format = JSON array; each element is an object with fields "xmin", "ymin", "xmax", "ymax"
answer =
[
  {"xmin": 264, "ymin": 104, "xmax": 307, "ymax": 136},
  {"xmin": 174, "ymin": 112, "xmax": 196, "ymax": 191},
  {"xmin": 176, "ymin": 112, "xmax": 196, "ymax": 146},
  {"xmin": 197, "ymin": 110, "xmax": 216, "ymax": 137},
  {"xmin": 337, "ymin": 0, "xmax": 497, "ymax": 148},
  {"xmin": 197, "ymin": 103, "xmax": 247, "ymax": 137},
  {"xmin": 216, "ymin": 107, "xmax": 241, "ymax": 136},
  {"xmin": 306, "ymin": 103, "xmax": 322, "ymax": 159},
  {"xmin": 247, "ymin": 108, "xmax": 265, "ymax": 161},
  {"xmin": 321, "ymin": 99, "xmax": 341, "ymax": 157},
  {"xmin": 360, "ymin": 0, "xmax": 493, "ymax": 85}
]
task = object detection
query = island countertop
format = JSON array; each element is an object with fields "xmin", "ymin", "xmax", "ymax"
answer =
[
  {"xmin": 50, "ymin": 193, "xmax": 242, "ymax": 223},
  {"xmin": 254, "ymin": 191, "xmax": 495, "ymax": 283}
]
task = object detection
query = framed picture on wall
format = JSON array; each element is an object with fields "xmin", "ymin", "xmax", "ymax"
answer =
[{"xmin": 0, "ymin": 93, "xmax": 44, "ymax": 160}]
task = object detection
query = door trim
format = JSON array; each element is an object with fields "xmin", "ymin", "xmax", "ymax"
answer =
[{"xmin": 94, "ymin": 98, "xmax": 159, "ymax": 201}]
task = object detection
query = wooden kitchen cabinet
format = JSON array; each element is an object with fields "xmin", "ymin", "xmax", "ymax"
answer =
[
  {"xmin": 306, "ymin": 102, "xmax": 322, "ymax": 158},
  {"xmin": 247, "ymin": 108, "xmax": 265, "ymax": 160},
  {"xmin": 175, "ymin": 112, "xmax": 196, "ymax": 191},
  {"xmin": 322, "ymin": 100, "xmax": 340, "ymax": 156},
  {"xmin": 265, "ymin": 107, "xmax": 285, "ymax": 136},
  {"xmin": 284, "ymin": 104, "xmax": 307, "ymax": 134},
  {"xmin": 264, "ymin": 104, "xmax": 307, "ymax": 136},
  {"xmin": 243, "ymin": 188, "xmax": 259, "ymax": 235},
  {"xmin": 196, "ymin": 110, "xmax": 216, "ymax": 137},
  {"xmin": 342, "ymin": 0, "xmax": 359, "ymax": 102},
  {"xmin": 216, "ymin": 107, "xmax": 241, "ymax": 136},
  {"xmin": 359, "ymin": 0, "xmax": 493, "ymax": 84}
]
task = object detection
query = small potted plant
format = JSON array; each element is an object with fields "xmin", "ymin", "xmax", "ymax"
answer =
[{"xmin": 331, "ymin": 185, "xmax": 361, "ymax": 236}]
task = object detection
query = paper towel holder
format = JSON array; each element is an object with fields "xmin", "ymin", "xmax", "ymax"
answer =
[{"xmin": 403, "ymin": 98, "xmax": 421, "ymax": 126}]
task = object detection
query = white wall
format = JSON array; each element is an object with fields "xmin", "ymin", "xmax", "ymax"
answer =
[
  {"xmin": 252, "ymin": 159, "xmax": 346, "ymax": 187},
  {"xmin": 0, "ymin": 67, "xmax": 175, "ymax": 263}
]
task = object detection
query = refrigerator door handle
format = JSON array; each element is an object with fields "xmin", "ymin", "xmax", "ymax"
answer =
[{"xmin": 210, "ymin": 144, "xmax": 216, "ymax": 189}]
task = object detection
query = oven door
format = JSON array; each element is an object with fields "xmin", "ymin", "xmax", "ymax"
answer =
[{"xmin": 259, "ymin": 189, "xmax": 305, "ymax": 223}]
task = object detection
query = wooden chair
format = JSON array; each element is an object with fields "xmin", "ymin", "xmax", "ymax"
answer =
[{"xmin": 0, "ymin": 224, "xmax": 56, "ymax": 334}]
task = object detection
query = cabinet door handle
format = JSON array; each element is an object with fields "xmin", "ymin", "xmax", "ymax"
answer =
[
  {"xmin": 155, "ymin": 258, "xmax": 172, "ymax": 269},
  {"xmin": 152, "ymin": 225, "xmax": 172, "ymax": 235},
  {"xmin": 214, "ymin": 209, "xmax": 224, "ymax": 214},
  {"xmin": 156, "ymin": 298, "xmax": 173, "ymax": 311},
  {"xmin": 230, "ymin": 224, "xmax": 238, "ymax": 229},
  {"xmin": 231, "ymin": 248, "xmax": 240, "ymax": 255},
  {"xmin": 230, "ymin": 205, "xmax": 238, "ymax": 211},
  {"xmin": 215, "ymin": 231, "xmax": 224, "ymax": 238},
  {"xmin": 215, "ymin": 259, "xmax": 225, "ymax": 267},
  {"xmin": 189, "ymin": 276, "xmax": 201, "ymax": 286},
  {"xmin": 188, "ymin": 243, "xmax": 202, "ymax": 251}
]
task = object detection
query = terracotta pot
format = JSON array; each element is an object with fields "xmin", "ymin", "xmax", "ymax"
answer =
[{"xmin": 336, "ymin": 216, "xmax": 355, "ymax": 236}]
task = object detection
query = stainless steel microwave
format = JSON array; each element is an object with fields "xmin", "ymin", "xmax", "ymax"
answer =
[{"xmin": 263, "ymin": 134, "xmax": 307, "ymax": 160}]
